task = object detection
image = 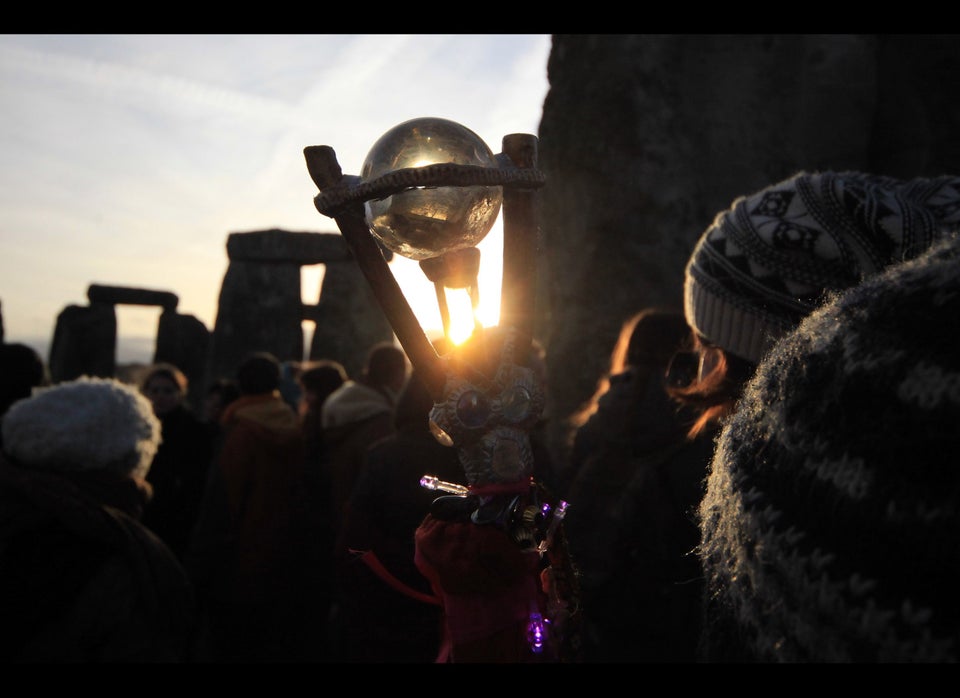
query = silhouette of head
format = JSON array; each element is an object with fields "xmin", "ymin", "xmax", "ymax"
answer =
[
  {"xmin": 363, "ymin": 342, "xmax": 408, "ymax": 394},
  {"xmin": 299, "ymin": 360, "xmax": 348, "ymax": 406},
  {"xmin": 0, "ymin": 342, "xmax": 48, "ymax": 417},
  {"xmin": 236, "ymin": 352, "xmax": 282, "ymax": 396},
  {"xmin": 618, "ymin": 308, "xmax": 692, "ymax": 373}
]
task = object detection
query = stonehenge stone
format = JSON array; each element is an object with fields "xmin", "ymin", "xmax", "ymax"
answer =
[
  {"xmin": 226, "ymin": 227, "xmax": 354, "ymax": 264},
  {"xmin": 33, "ymin": 35, "xmax": 960, "ymax": 464},
  {"xmin": 305, "ymin": 258, "xmax": 394, "ymax": 380},
  {"xmin": 43, "ymin": 228, "xmax": 394, "ymax": 406},
  {"xmin": 48, "ymin": 286, "xmax": 210, "ymax": 411},
  {"xmin": 155, "ymin": 310, "xmax": 211, "ymax": 411},
  {"xmin": 88, "ymin": 284, "xmax": 178, "ymax": 311},
  {"xmin": 207, "ymin": 229, "xmax": 395, "ymax": 387},
  {"xmin": 537, "ymin": 34, "xmax": 960, "ymax": 466},
  {"xmin": 48, "ymin": 303, "xmax": 117, "ymax": 383},
  {"xmin": 207, "ymin": 255, "xmax": 305, "ymax": 382}
]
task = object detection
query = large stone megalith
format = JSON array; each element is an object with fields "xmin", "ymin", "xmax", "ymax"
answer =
[
  {"xmin": 207, "ymin": 229, "xmax": 394, "ymax": 386},
  {"xmin": 305, "ymin": 257, "xmax": 396, "ymax": 380},
  {"xmin": 49, "ymin": 284, "xmax": 210, "ymax": 408},
  {"xmin": 538, "ymin": 34, "xmax": 960, "ymax": 465},
  {"xmin": 48, "ymin": 302, "xmax": 118, "ymax": 383},
  {"xmin": 155, "ymin": 310, "xmax": 211, "ymax": 410}
]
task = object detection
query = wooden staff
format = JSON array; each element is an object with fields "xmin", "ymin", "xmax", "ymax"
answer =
[{"xmin": 303, "ymin": 145, "xmax": 446, "ymax": 399}]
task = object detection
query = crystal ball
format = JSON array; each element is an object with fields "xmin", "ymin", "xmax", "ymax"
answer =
[{"xmin": 360, "ymin": 117, "xmax": 503, "ymax": 261}]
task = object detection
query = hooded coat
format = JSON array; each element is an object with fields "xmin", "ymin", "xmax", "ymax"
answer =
[
  {"xmin": 0, "ymin": 457, "xmax": 195, "ymax": 661},
  {"xmin": 0, "ymin": 376, "xmax": 196, "ymax": 662},
  {"xmin": 186, "ymin": 392, "xmax": 315, "ymax": 661},
  {"xmin": 321, "ymin": 380, "xmax": 398, "ymax": 533}
]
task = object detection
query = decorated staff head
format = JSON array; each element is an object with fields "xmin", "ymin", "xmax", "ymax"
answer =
[
  {"xmin": 305, "ymin": 119, "xmax": 579, "ymax": 662},
  {"xmin": 304, "ymin": 117, "xmax": 546, "ymax": 491}
]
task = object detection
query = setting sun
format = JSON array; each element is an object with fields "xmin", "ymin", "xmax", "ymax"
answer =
[
  {"xmin": 299, "ymin": 219, "xmax": 504, "ymax": 358},
  {"xmin": 390, "ymin": 220, "xmax": 504, "ymax": 345}
]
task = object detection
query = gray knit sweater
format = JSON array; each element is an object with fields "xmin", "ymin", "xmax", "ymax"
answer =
[{"xmin": 698, "ymin": 233, "xmax": 960, "ymax": 662}]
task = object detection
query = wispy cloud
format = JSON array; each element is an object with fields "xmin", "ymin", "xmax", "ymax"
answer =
[{"xmin": 0, "ymin": 34, "xmax": 551, "ymax": 361}]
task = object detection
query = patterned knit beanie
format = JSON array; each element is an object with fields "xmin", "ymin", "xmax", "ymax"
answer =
[
  {"xmin": 2, "ymin": 376, "xmax": 161, "ymax": 480},
  {"xmin": 684, "ymin": 171, "xmax": 960, "ymax": 364},
  {"xmin": 698, "ymin": 234, "xmax": 960, "ymax": 662}
]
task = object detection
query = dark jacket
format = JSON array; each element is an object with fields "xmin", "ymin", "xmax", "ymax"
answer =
[
  {"xmin": 332, "ymin": 416, "xmax": 464, "ymax": 662},
  {"xmin": 321, "ymin": 381, "xmax": 397, "ymax": 535},
  {"xmin": 0, "ymin": 454, "xmax": 196, "ymax": 662},
  {"xmin": 185, "ymin": 392, "xmax": 316, "ymax": 661},
  {"xmin": 142, "ymin": 404, "xmax": 215, "ymax": 560},
  {"xmin": 564, "ymin": 365, "xmax": 715, "ymax": 663}
]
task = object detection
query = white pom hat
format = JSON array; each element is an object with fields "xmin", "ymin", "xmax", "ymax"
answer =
[{"xmin": 2, "ymin": 376, "xmax": 161, "ymax": 480}]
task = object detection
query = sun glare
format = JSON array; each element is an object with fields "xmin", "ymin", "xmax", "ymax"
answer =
[
  {"xmin": 294, "ymin": 222, "xmax": 504, "ymax": 355},
  {"xmin": 390, "ymin": 219, "xmax": 503, "ymax": 347}
]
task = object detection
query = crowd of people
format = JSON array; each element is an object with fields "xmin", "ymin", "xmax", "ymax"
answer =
[{"xmin": 1, "ymin": 169, "xmax": 959, "ymax": 663}]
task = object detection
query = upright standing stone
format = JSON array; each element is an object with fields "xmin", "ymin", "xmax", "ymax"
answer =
[
  {"xmin": 155, "ymin": 310, "xmax": 211, "ymax": 411},
  {"xmin": 538, "ymin": 34, "xmax": 960, "ymax": 465},
  {"xmin": 207, "ymin": 229, "xmax": 395, "ymax": 388},
  {"xmin": 48, "ymin": 284, "xmax": 211, "ymax": 411},
  {"xmin": 306, "ymin": 260, "xmax": 394, "ymax": 380},
  {"xmin": 48, "ymin": 303, "xmax": 117, "ymax": 383}
]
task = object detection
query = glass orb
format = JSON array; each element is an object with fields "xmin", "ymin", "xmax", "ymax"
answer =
[{"xmin": 361, "ymin": 117, "xmax": 503, "ymax": 260}]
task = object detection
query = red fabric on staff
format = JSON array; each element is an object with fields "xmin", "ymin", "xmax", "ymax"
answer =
[{"xmin": 414, "ymin": 513, "xmax": 547, "ymax": 663}]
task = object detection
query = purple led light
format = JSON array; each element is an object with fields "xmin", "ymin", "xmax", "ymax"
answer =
[{"xmin": 526, "ymin": 612, "xmax": 546, "ymax": 653}]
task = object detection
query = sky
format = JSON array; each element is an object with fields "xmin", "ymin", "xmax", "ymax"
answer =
[{"xmin": 0, "ymin": 34, "xmax": 552, "ymax": 363}]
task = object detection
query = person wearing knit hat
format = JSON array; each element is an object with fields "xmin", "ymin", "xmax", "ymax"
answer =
[
  {"xmin": 685, "ymin": 171, "xmax": 960, "ymax": 365},
  {"xmin": 698, "ymin": 232, "xmax": 960, "ymax": 662},
  {"xmin": 0, "ymin": 375, "xmax": 196, "ymax": 661},
  {"xmin": 672, "ymin": 170, "xmax": 960, "ymax": 438}
]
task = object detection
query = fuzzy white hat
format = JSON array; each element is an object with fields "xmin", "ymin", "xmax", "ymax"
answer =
[{"xmin": 1, "ymin": 376, "xmax": 161, "ymax": 480}]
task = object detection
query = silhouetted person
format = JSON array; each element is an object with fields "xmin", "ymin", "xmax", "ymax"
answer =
[
  {"xmin": 562, "ymin": 307, "xmax": 710, "ymax": 662},
  {"xmin": 279, "ymin": 360, "xmax": 303, "ymax": 413},
  {"xmin": 329, "ymin": 358, "xmax": 464, "ymax": 662},
  {"xmin": 700, "ymin": 233, "xmax": 960, "ymax": 661},
  {"xmin": 321, "ymin": 342, "xmax": 408, "ymax": 539},
  {"xmin": 297, "ymin": 359, "xmax": 348, "ymax": 470},
  {"xmin": 0, "ymin": 342, "xmax": 49, "ymax": 451},
  {"xmin": 185, "ymin": 351, "xmax": 315, "ymax": 661},
  {"xmin": 140, "ymin": 363, "xmax": 215, "ymax": 561},
  {"xmin": 200, "ymin": 377, "xmax": 240, "ymax": 469},
  {"xmin": 673, "ymin": 171, "xmax": 960, "ymax": 661},
  {"xmin": 563, "ymin": 308, "xmax": 698, "ymax": 496},
  {"xmin": 0, "ymin": 376, "xmax": 195, "ymax": 661},
  {"xmin": 672, "ymin": 171, "xmax": 960, "ymax": 439},
  {"xmin": 202, "ymin": 377, "xmax": 240, "ymax": 430},
  {"xmin": 296, "ymin": 358, "xmax": 348, "ymax": 650}
]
